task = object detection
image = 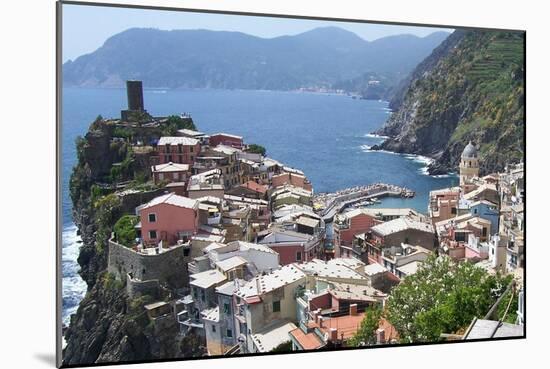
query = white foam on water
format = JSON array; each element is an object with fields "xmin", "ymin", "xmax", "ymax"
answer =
[
  {"xmin": 364, "ymin": 133, "xmax": 389, "ymax": 139},
  {"xmin": 360, "ymin": 145, "xmax": 400, "ymax": 155},
  {"xmin": 62, "ymin": 224, "xmax": 87, "ymax": 326}
]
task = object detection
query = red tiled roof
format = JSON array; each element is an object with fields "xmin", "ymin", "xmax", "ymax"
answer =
[
  {"xmin": 311, "ymin": 313, "xmax": 366, "ymax": 341},
  {"xmin": 289, "ymin": 328, "xmax": 324, "ymax": 350},
  {"xmin": 241, "ymin": 181, "xmax": 268, "ymax": 194}
]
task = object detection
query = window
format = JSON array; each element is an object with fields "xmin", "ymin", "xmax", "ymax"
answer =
[
  {"xmin": 296, "ymin": 251, "xmax": 302, "ymax": 261},
  {"xmin": 149, "ymin": 230, "xmax": 157, "ymax": 239},
  {"xmin": 148, "ymin": 213, "xmax": 156, "ymax": 223},
  {"xmin": 173, "ymin": 172, "xmax": 179, "ymax": 180},
  {"xmin": 273, "ymin": 300, "xmax": 281, "ymax": 312},
  {"xmin": 158, "ymin": 173, "xmax": 164, "ymax": 181},
  {"xmin": 226, "ymin": 329, "xmax": 233, "ymax": 338},
  {"xmin": 451, "ymin": 207, "xmax": 457, "ymax": 215},
  {"xmin": 223, "ymin": 303, "xmax": 230, "ymax": 314},
  {"xmin": 212, "ymin": 325, "xmax": 216, "ymax": 333},
  {"xmin": 190, "ymin": 146, "xmax": 194, "ymax": 153}
]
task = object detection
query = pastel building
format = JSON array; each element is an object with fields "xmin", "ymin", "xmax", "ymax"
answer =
[
  {"xmin": 157, "ymin": 136, "xmax": 201, "ymax": 164},
  {"xmin": 333, "ymin": 208, "xmax": 421, "ymax": 258},
  {"xmin": 151, "ymin": 162, "xmax": 191, "ymax": 185},
  {"xmin": 459, "ymin": 141, "xmax": 480, "ymax": 193},
  {"xmin": 136, "ymin": 193, "xmax": 199, "ymax": 246},
  {"xmin": 209, "ymin": 133, "xmax": 244, "ymax": 149},
  {"xmin": 271, "ymin": 172, "xmax": 313, "ymax": 192},
  {"xmin": 258, "ymin": 227, "xmax": 322, "ymax": 265},
  {"xmin": 365, "ymin": 217, "xmax": 436, "ymax": 264},
  {"xmin": 234, "ymin": 264, "xmax": 306, "ymax": 353}
]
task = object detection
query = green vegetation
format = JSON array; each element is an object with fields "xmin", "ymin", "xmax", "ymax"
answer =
[
  {"xmin": 161, "ymin": 115, "xmax": 197, "ymax": 136},
  {"xmin": 387, "ymin": 30, "xmax": 524, "ymax": 174},
  {"xmin": 109, "ymin": 146, "xmax": 135, "ymax": 183},
  {"xmin": 94, "ymin": 193, "xmax": 122, "ymax": 254},
  {"xmin": 496, "ymin": 286, "xmax": 519, "ymax": 324},
  {"xmin": 246, "ymin": 143, "xmax": 266, "ymax": 156},
  {"xmin": 114, "ymin": 215, "xmax": 139, "ymax": 247},
  {"xmin": 270, "ymin": 341, "xmax": 292, "ymax": 352},
  {"xmin": 386, "ymin": 255, "xmax": 512, "ymax": 343},
  {"xmin": 347, "ymin": 306, "xmax": 382, "ymax": 347},
  {"xmin": 101, "ymin": 272, "xmax": 124, "ymax": 290}
]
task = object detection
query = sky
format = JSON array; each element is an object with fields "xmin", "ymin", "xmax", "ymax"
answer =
[{"xmin": 62, "ymin": 3, "xmax": 454, "ymax": 62}]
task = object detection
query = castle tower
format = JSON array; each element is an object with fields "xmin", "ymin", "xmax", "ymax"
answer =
[
  {"xmin": 459, "ymin": 141, "xmax": 479, "ymax": 191},
  {"xmin": 121, "ymin": 80, "xmax": 148, "ymax": 121}
]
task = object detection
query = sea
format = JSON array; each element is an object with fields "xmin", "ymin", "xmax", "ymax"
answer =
[{"xmin": 61, "ymin": 87, "xmax": 457, "ymax": 325}]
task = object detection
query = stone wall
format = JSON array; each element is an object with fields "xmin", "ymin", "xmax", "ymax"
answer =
[
  {"xmin": 108, "ymin": 239, "xmax": 189, "ymax": 288},
  {"xmin": 126, "ymin": 273, "xmax": 160, "ymax": 299}
]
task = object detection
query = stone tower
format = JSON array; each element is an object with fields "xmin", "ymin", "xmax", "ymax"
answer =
[{"xmin": 459, "ymin": 141, "xmax": 479, "ymax": 191}]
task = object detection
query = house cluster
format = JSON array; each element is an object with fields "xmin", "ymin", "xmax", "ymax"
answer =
[
  {"xmin": 181, "ymin": 251, "xmax": 397, "ymax": 355},
  {"xmin": 105, "ymin": 82, "xmax": 524, "ymax": 355},
  {"xmin": 428, "ymin": 142, "xmax": 524, "ymax": 279}
]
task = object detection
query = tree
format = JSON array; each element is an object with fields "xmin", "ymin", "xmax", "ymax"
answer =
[
  {"xmin": 347, "ymin": 306, "xmax": 382, "ymax": 347},
  {"xmin": 162, "ymin": 115, "xmax": 197, "ymax": 136},
  {"xmin": 246, "ymin": 143, "xmax": 266, "ymax": 156},
  {"xmin": 114, "ymin": 215, "xmax": 139, "ymax": 247},
  {"xmin": 386, "ymin": 255, "xmax": 511, "ymax": 343}
]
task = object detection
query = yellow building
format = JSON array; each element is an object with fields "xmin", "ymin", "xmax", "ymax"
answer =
[{"xmin": 459, "ymin": 141, "xmax": 479, "ymax": 193}]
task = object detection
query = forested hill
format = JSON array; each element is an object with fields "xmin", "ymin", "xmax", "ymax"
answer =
[
  {"xmin": 376, "ymin": 30, "xmax": 525, "ymax": 175},
  {"xmin": 63, "ymin": 27, "xmax": 448, "ymax": 92}
]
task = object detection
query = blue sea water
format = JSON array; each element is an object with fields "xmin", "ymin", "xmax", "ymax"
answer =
[{"xmin": 61, "ymin": 87, "xmax": 456, "ymax": 324}]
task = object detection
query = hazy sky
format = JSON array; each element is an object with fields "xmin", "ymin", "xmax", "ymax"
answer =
[{"xmin": 62, "ymin": 3, "xmax": 454, "ymax": 62}]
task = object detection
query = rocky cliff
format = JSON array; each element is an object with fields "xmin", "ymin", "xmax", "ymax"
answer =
[
  {"xmin": 375, "ymin": 30, "xmax": 525, "ymax": 175},
  {"xmin": 63, "ymin": 118, "xmax": 204, "ymax": 365}
]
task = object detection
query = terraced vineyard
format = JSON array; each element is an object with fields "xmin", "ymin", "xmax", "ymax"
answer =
[{"xmin": 466, "ymin": 34, "xmax": 524, "ymax": 82}]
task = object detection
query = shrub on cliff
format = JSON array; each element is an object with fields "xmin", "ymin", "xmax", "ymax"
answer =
[
  {"xmin": 161, "ymin": 115, "xmax": 197, "ymax": 136},
  {"xmin": 246, "ymin": 143, "xmax": 266, "ymax": 156},
  {"xmin": 114, "ymin": 215, "xmax": 139, "ymax": 247}
]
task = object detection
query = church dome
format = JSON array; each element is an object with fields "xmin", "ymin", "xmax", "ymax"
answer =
[{"xmin": 461, "ymin": 141, "xmax": 477, "ymax": 158}]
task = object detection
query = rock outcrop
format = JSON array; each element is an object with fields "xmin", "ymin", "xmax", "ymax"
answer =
[{"xmin": 63, "ymin": 117, "xmax": 204, "ymax": 365}]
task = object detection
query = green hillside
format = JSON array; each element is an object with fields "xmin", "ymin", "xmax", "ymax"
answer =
[{"xmin": 379, "ymin": 30, "xmax": 524, "ymax": 175}]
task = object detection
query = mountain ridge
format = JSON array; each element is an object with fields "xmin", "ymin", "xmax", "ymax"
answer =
[{"xmin": 63, "ymin": 27, "xmax": 449, "ymax": 92}]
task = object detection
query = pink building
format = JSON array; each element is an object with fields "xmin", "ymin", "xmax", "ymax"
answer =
[
  {"xmin": 157, "ymin": 136, "xmax": 201, "ymax": 164},
  {"xmin": 258, "ymin": 228, "xmax": 320, "ymax": 265},
  {"xmin": 151, "ymin": 162, "xmax": 191, "ymax": 185},
  {"xmin": 209, "ymin": 133, "xmax": 243, "ymax": 149},
  {"xmin": 271, "ymin": 172, "xmax": 312, "ymax": 191},
  {"xmin": 334, "ymin": 210, "xmax": 380, "ymax": 247},
  {"xmin": 137, "ymin": 193, "xmax": 199, "ymax": 246}
]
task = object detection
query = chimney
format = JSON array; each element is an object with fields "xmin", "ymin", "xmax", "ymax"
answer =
[
  {"xmin": 349, "ymin": 303, "xmax": 358, "ymax": 316},
  {"xmin": 376, "ymin": 328, "xmax": 386, "ymax": 344},
  {"xmin": 329, "ymin": 328, "xmax": 338, "ymax": 342},
  {"xmin": 126, "ymin": 80, "xmax": 144, "ymax": 111}
]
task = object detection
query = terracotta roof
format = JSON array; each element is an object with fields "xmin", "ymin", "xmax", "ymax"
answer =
[
  {"xmin": 140, "ymin": 193, "xmax": 198, "ymax": 210},
  {"xmin": 241, "ymin": 181, "xmax": 268, "ymax": 194},
  {"xmin": 313, "ymin": 312, "xmax": 366, "ymax": 341},
  {"xmin": 289, "ymin": 328, "xmax": 324, "ymax": 350}
]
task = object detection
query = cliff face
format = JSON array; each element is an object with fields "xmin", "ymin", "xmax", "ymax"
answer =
[
  {"xmin": 376, "ymin": 30, "xmax": 524, "ymax": 175},
  {"xmin": 64, "ymin": 118, "xmax": 203, "ymax": 365}
]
